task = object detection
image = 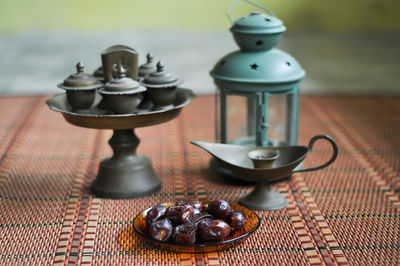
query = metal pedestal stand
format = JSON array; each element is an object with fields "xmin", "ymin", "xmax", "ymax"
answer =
[{"xmin": 47, "ymin": 88, "xmax": 194, "ymax": 198}]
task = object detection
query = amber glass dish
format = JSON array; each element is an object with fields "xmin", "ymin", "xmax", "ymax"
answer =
[{"xmin": 133, "ymin": 201, "xmax": 260, "ymax": 253}]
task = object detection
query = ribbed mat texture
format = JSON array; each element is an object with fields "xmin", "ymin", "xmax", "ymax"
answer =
[{"xmin": 0, "ymin": 95, "xmax": 399, "ymax": 265}]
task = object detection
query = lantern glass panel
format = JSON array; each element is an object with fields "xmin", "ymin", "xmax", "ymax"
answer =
[
  {"xmin": 225, "ymin": 94, "xmax": 257, "ymax": 146},
  {"xmin": 268, "ymin": 94, "xmax": 288, "ymax": 146},
  {"xmin": 216, "ymin": 89, "xmax": 298, "ymax": 147}
]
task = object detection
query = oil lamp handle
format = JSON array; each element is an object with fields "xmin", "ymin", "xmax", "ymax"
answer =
[
  {"xmin": 226, "ymin": 0, "xmax": 275, "ymax": 24},
  {"xmin": 292, "ymin": 135, "xmax": 338, "ymax": 173}
]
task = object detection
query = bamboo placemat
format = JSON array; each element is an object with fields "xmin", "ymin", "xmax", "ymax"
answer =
[{"xmin": 0, "ymin": 95, "xmax": 399, "ymax": 265}]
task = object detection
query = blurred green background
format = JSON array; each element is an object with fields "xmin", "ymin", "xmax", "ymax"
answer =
[
  {"xmin": 0, "ymin": 0, "xmax": 399, "ymax": 96},
  {"xmin": 1, "ymin": 0, "xmax": 399, "ymax": 33}
]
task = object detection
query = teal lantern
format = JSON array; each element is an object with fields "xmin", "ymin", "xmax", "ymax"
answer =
[{"xmin": 210, "ymin": 1, "xmax": 305, "ymax": 148}]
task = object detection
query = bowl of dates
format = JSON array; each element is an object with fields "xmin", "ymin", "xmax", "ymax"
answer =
[{"xmin": 133, "ymin": 199, "xmax": 260, "ymax": 253}]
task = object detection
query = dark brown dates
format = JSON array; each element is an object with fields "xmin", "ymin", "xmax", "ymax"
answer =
[
  {"xmin": 189, "ymin": 200, "xmax": 202, "ymax": 210},
  {"xmin": 146, "ymin": 205, "xmax": 167, "ymax": 225},
  {"xmin": 227, "ymin": 210, "xmax": 247, "ymax": 231},
  {"xmin": 144, "ymin": 199, "xmax": 247, "ymax": 244},
  {"xmin": 164, "ymin": 205, "xmax": 194, "ymax": 225},
  {"xmin": 172, "ymin": 223, "xmax": 197, "ymax": 244},
  {"xmin": 149, "ymin": 218, "xmax": 173, "ymax": 242},
  {"xmin": 198, "ymin": 219, "xmax": 231, "ymax": 241},
  {"xmin": 176, "ymin": 200, "xmax": 202, "ymax": 210},
  {"xmin": 208, "ymin": 199, "xmax": 231, "ymax": 219}
]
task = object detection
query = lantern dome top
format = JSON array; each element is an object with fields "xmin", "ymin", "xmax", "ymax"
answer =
[
  {"xmin": 210, "ymin": 49, "xmax": 305, "ymax": 88},
  {"xmin": 230, "ymin": 11, "xmax": 286, "ymax": 51},
  {"xmin": 231, "ymin": 12, "xmax": 286, "ymax": 35}
]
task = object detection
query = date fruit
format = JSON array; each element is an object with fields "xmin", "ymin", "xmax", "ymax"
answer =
[
  {"xmin": 149, "ymin": 218, "xmax": 173, "ymax": 242},
  {"xmin": 207, "ymin": 199, "xmax": 231, "ymax": 219},
  {"xmin": 172, "ymin": 223, "xmax": 197, "ymax": 244},
  {"xmin": 164, "ymin": 205, "xmax": 194, "ymax": 225},
  {"xmin": 198, "ymin": 219, "xmax": 231, "ymax": 241},
  {"xmin": 227, "ymin": 210, "xmax": 247, "ymax": 231},
  {"xmin": 176, "ymin": 200, "xmax": 202, "ymax": 210},
  {"xmin": 146, "ymin": 205, "xmax": 167, "ymax": 225},
  {"xmin": 144, "ymin": 199, "xmax": 247, "ymax": 245}
]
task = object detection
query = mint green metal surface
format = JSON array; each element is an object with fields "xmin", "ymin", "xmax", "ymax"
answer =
[
  {"xmin": 210, "ymin": 49, "xmax": 305, "ymax": 90},
  {"xmin": 227, "ymin": 1, "xmax": 286, "ymax": 51},
  {"xmin": 211, "ymin": 0, "xmax": 305, "ymax": 148},
  {"xmin": 231, "ymin": 12, "xmax": 285, "ymax": 34}
]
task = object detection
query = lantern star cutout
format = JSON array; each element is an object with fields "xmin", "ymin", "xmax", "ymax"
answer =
[
  {"xmin": 250, "ymin": 63, "xmax": 259, "ymax": 70},
  {"xmin": 256, "ymin": 40, "xmax": 264, "ymax": 46}
]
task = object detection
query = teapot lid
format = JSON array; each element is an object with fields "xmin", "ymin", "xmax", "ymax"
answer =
[
  {"xmin": 101, "ymin": 64, "xmax": 146, "ymax": 94},
  {"xmin": 93, "ymin": 66, "xmax": 105, "ymax": 82},
  {"xmin": 141, "ymin": 61, "xmax": 183, "ymax": 88},
  {"xmin": 138, "ymin": 53, "xmax": 157, "ymax": 78},
  {"xmin": 58, "ymin": 62, "xmax": 102, "ymax": 90}
]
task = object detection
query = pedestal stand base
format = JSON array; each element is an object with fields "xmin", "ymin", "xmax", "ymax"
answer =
[
  {"xmin": 238, "ymin": 182, "xmax": 288, "ymax": 210},
  {"xmin": 92, "ymin": 156, "xmax": 161, "ymax": 198},
  {"xmin": 90, "ymin": 129, "xmax": 161, "ymax": 198}
]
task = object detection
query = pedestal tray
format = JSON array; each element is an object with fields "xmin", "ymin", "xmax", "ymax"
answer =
[{"xmin": 47, "ymin": 88, "xmax": 195, "ymax": 198}]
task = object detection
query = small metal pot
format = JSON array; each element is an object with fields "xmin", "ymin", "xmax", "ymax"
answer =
[
  {"xmin": 58, "ymin": 62, "xmax": 103, "ymax": 110},
  {"xmin": 99, "ymin": 63, "xmax": 146, "ymax": 114},
  {"xmin": 103, "ymin": 94, "xmax": 143, "ymax": 114},
  {"xmin": 140, "ymin": 61, "xmax": 183, "ymax": 110},
  {"xmin": 66, "ymin": 90, "xmax": 97, "ymax": 110}
]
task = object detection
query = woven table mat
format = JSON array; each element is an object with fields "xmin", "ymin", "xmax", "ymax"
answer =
[{"xmin": 0, "ymin": 95, "xmax": 399, "ymax": 265}]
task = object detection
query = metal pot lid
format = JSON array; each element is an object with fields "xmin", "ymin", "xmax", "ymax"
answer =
[
  {"xmin": 210, "ymin": 49, "xmax": 305, "ymax": 85},
  {"xmin": 141, "ymin": 61, "xmax": 183, "ymax": 88},
  {"xmin": 93, "ymin": 66, "xmax": 104, "ymax": 79},
  {"xmin": 138, "ymin": 53, "xmax": 157, "ymax": 78},
  {"xmin": 231, "ymin": 12, "xmax": 286, "ymax": 35},
  {"xmin": 58, "ymin": 62, "xmax": 102, "ymax": 90},
  {"xmin": 94, "ymin": 65, "xmax": 119, "ymax": 81},
  {"xmin": 94, "ymin": 66, "xmax": 104, "ymax": 77},
  {"xmin": 101, "ymin": 64, "xmax": 146, "ymax": 94}
]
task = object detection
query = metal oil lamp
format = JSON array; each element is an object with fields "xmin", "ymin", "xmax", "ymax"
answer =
[{"xmin": 210, "ymin": 0, "xmax": 306, "ymax": 153}]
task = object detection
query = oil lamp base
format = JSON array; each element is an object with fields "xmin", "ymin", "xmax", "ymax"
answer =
[{"xmin": 238, "ymin": 181, "xmax": 288, "ymax": 211}]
